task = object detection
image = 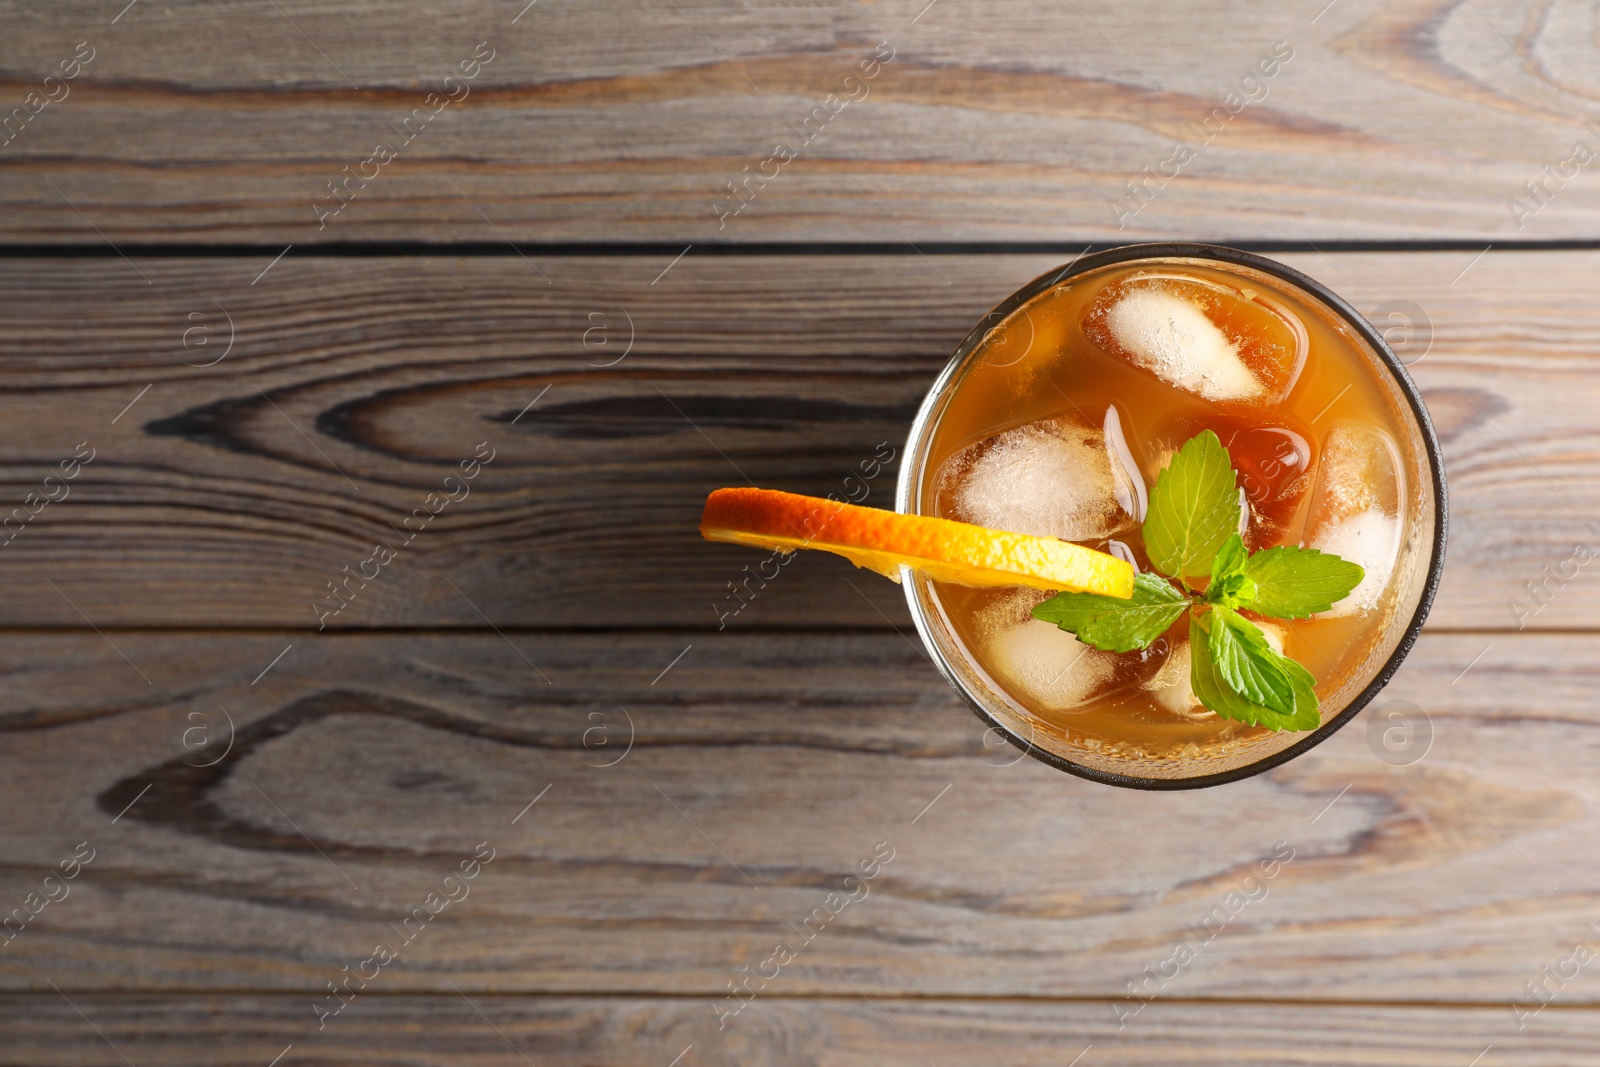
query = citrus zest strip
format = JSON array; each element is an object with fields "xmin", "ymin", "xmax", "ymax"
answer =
[{"xmin": 700, "ymin": 487, "xmax": 1135, "ymax": 598}]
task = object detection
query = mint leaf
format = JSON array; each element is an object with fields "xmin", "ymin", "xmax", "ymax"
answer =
[
  {"xmin": 1208, "ymin": 571, "xmax": 1257, "ymax": 608},
  {"xmin": 1211, "ymin": 533, "xmax": 1248, "ymax": 582},
  {"xmin": 1142, "ymin": 430, "xmax": 1242, "ymax": 580},
  {"xmin": 1189, "ymin": 614, "xmax": 1275, "ymax": 727},
  {"xmin": 1207, "ymin": 607, "xmax": 1297, "ymax": 715},
  {"xmin": 1243, "ymin": 546, "xmax": 1365, "ymax": 619},
  {"xmin": 1189, "ymin": 614, "xmax": 1320, "ymax": 731},
  {"xmin": 1032, "ymin": 571, "xmax": 1188, "ymax": 653},
  {"xmin": 1205, "ymin": 532, "xmax": 1257, "ymax": 608},
  {"xmin": 1278, "ymin": 655, "xmax": 1322, "ymax": 731}
]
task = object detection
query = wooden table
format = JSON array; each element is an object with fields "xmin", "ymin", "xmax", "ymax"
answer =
[{"xmin": 3, "ymin": 2, "xmax": 1598, "ymax": 1063}]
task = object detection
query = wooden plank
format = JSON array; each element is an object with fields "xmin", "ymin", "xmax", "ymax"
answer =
[
  {"xmin": 2, "ymin": 995, "xmax": 1591, "ymax": 1066},
  {"xmin": 2, "ymin": 629, "xmax": 1599, "ymax": 1000},
  {"xmin": 0, "ymin": 250, "xmax": 1589, "ymax": 629},
  {"xmin": 4, "ymin": 1, "xmax": 1600, "ymax": 243}
]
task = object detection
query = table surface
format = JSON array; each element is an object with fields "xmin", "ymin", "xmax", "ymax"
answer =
[{"xmin": 5, "ymin": 2, "xmax": 1600, "ymax": 1064}]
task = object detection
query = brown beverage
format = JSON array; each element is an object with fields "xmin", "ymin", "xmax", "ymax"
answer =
[{"xmin": 902, "ymin": 251, "xmax": 1439, "ymax": 783}]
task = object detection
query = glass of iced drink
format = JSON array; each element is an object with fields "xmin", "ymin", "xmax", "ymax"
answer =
[{"xmin": 898, "ymin": 244, "xmax": 1446, "ymax": 788}]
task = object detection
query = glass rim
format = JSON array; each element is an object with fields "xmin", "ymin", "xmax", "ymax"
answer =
[{"xmin": 894, "ymin": 242, "xmax": 1450, "ymax": 790}]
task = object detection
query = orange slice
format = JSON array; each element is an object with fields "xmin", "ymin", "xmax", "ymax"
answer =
[{"xmin": 700, "ymin": 487, "xmax": 1134, "ymax": 597}]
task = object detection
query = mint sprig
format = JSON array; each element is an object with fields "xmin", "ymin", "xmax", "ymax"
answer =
[{"xmin": 1030, "ymin": 429, "xmax": 1364, "ymax": 732}]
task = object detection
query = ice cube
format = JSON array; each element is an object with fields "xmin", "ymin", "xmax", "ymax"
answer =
[
  {"xmin": 1103, "ymin": 404, "xmax": 1147, "ymax": 522},
  {"xmin": 1310, "ymin": 510, "xmax": 1400, "ymax": 616},
  {"xmin": 1106, "ymin": 539, "xmax": 1138, "ymax": 570},
  {"xmin": 1304, "ymin": 425, "xmax": 1403, "ymax": 617},
  {"xmin": 1097, "ymin": 287, "xmax": 1261, "ymax": 402},
  {"xmin": 1261, "ymin": 621, "xmax": 1286, "ymax": 655},
  {"xmin": 1146, "ymin": 638, "xmax": 1207, "ymax": 719},
  {"xmin": 936, "ymin": 412, "xmax": 1140, "ymax": 541},
  {"xmin": 1083, "ymin": 273, "xmax": 1306, "ymax": 406},
  {"xmin": 973, "ymin": 590, "xmax": 1121, "ymax": 712}
]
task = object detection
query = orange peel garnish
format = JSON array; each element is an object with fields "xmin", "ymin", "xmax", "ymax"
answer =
[{"xmin": 700, "ymin": 488, "xmax": 1135, "ymax": 597}]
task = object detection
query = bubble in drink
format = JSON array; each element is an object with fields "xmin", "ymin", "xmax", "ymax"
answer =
[
  {"xmin": 973, "ymin": 590, "xmax": 1121, "ymax": 712},
  {"xmin": 936, "ymin": 413, "xmax": 1142, "ymax": 541},
  {"xmin": 1304, "ymin": 424, "xmax": 1403, "ymax": 617},
  {"xmin": 1083, "ymin": 273, "xmax": 1306, "ymax": 406}
]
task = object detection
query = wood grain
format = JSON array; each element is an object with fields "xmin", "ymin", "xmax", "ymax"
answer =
[
  {"xmin": 3, "ymin": 995, "xmax": 1592, "ymax": 1066},
  {"xmin": 4, "ymin": 0, "xmax": 1600, "ymax": 242},
  {"xmin": 1, "ymin": 629, "xmax": 1597, "ymax": 1001},
  {"xmin": 0, "ymin": 250, "xmax": 1589, "ymax": 629},
  {"xmin": 6, "ymin": 2, "xmax": 1594, "ymax": 1058}
]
